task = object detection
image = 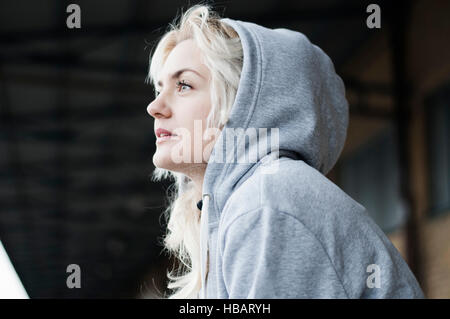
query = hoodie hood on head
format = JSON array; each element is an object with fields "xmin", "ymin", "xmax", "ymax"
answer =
[
  {"xmin": 196, "ymin": 17, "xmax": 424, "ymax": 300},
  {"xmin": 201, "ymin": 18, "xmax": 349, "ymax": 221},
  {"xmin": 198, "ymin": 18, "xmax": 348, "ymax": 297}
]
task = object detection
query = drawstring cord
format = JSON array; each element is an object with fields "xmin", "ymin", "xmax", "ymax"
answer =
[{"xmin": 199, "ymin": 193, "xmax": 211, "ymax": 299}]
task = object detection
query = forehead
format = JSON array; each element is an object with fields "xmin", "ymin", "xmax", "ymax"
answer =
[{"xmin": 158, "ymin": 39, "xmax": 209, "ymax": 81}]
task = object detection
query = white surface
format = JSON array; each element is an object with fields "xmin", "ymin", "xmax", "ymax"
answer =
[{"xmin": 0, "ymin": 240, "xmax": 29, "ymax": 299}]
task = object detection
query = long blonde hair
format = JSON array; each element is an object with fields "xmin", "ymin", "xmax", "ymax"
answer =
[{"xmin": 145, "ymin": 4, "xmax": 243, "ymax": 298}]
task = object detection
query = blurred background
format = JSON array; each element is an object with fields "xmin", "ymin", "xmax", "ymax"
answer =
[{"xmin": 0, "ymin": 0, "xmax": 449, "ymax": 298}]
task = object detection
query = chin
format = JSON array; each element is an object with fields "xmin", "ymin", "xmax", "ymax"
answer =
[
  {"xmin": 152, "ymin": 151, "xmax": 173, "ymax": 170},
  {"xmin": 153, "ymin": 150, "xmax": 185, "ymax": 172}
]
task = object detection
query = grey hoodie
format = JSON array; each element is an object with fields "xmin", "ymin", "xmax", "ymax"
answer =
[{"xmin": 195, "ymin": 17, "xmax": 424, "ymax": 298}]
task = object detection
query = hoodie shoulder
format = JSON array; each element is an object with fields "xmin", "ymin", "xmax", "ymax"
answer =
[
  {"xmin": 221, "ymin": 157, "xmax": 364, "ymax": 229},
  {"xmin": 219, "ymin": 158, "xmax": 425, "ymax": 298}
]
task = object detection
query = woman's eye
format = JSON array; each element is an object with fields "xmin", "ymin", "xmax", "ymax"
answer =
[{"xmin": 176, "ymin": 80, "xmax": 192, "ymax": 93}]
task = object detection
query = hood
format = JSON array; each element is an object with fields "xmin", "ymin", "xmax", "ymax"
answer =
[
  {"xmin": 197, "ymin": 18, "xmax": 349, "ymax": 298},
  {"xmin": 202, "ymin": 18, "xmax": 349, "ymax": 219}
]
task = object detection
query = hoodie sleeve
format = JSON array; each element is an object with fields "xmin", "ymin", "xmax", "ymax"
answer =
[{"xmin": 219, "ymin": 206, "xmax": 349, "ymax": 298}]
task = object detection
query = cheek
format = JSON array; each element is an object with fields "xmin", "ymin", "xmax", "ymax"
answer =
[
  {"xmin": 178, "ymin": 96, "xmax": 210, "ymax": 120},
  {"xmin": 192, "ymin": 92, "xmax": 212, "ymax": 116},
  {"xmin": 174, "ymin": 96, "xmax": 211, "ymax": 143},
  {"xmin": 184, "ymin": 102, "xmax": 211, "ymax": 131},
  {"xmin": 197, "ymin": 102, "xmax": 212, "ymax": 139}
]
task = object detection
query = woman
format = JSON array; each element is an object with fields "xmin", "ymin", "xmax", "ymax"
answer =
[{"xmin": 146, "ymin": 4, "xmax": 424, "ymax": 299}]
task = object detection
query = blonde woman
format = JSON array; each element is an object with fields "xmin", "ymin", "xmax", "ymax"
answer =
[{"xmin": 146, "ymin": 4, "xmax": 424, "ymax": 299}]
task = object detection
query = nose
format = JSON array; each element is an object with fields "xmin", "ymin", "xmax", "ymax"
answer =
[{"xmin": 147, "ymin": 93, "xmax": 171, "ymax": 119}]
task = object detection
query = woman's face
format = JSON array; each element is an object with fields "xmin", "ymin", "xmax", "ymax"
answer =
[{"xmin": 147, "ymin": 39, "xmax": 216, "ymax": 175}]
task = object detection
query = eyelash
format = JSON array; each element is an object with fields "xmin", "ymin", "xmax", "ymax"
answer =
[
  {"xmin": 155, "ymin": 80, "xmax": 192, "ymax": 96},
  {"xmin": 176, "ymin": 80, "xmax": 192, "ymax": 92}
]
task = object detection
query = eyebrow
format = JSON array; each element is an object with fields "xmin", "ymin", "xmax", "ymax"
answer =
[{"xmin": 156, "ymin": 68, "xmax": 204, "ymax": 88}]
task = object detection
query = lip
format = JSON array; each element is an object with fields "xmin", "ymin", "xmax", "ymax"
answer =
[
  {"xmin": 155, "ymin": 128, "xmax": 176, "ymax": 138},
  {"xmin": 156, "ymin": 134, "xmax": 180, "ymax": 144},
  {"xmin": 155, "ymin": 127, "xmax": 180, "ymax": 144}
]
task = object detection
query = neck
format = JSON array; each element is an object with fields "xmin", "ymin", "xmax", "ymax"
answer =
[{"xmin": 182, "ymin": 163, "xmax": 207, "ymax": 195}]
